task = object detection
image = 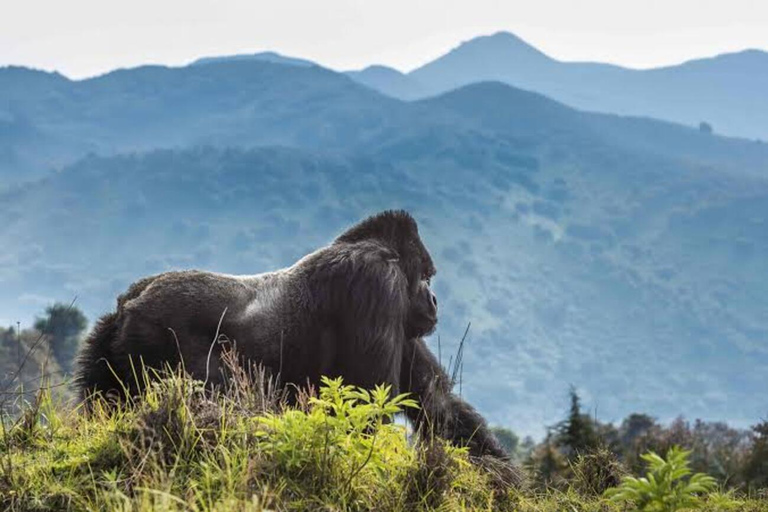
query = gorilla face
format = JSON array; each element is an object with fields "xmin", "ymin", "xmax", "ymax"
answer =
[
  {"xmin": 333, "ymin": 210, "xmax": 438, "ymax": 338},
  {"xmin": 406, "ymin": 277, "xmax": 438, "ymax": 338}
]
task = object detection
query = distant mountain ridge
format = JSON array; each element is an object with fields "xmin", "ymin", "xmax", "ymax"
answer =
[
  {"xmin": 345, "ymin": 65, "xmax": 428, "ymax": 100},
  {"xmin": 191, "ymin": 51, "xmax": 316, "ymax": 68},
  {"xmin": 4, "ymin": 30, "xmax": 766, "ymax": 141},
  {"xmin": 0, "ymin": 60, "xmax": 404, "ymax": 182},
  {"xmin": 345, "ymin": 31, "xmax": 768, "ymax": 141}
]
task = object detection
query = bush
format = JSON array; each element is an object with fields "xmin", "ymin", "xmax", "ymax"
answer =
[
  {"xmin": 570, "ymin": 446, "xmax": 627, "ymax": 496},
  {"xmin": 604, "ymin": 446, "xmax": 718, "ymax": 511},
  {"xmin": 33, "ymin": 303, "xmax": 87, "ymax": 372}
]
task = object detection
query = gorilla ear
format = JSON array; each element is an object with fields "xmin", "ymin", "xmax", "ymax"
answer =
[{"xmin": 335, "ymin": 210, "xmax": 419, "ymax": 247}]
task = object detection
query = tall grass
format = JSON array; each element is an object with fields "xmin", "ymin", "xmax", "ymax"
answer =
[{"xmin": 0, "ymin": 354, "xmax": 765, "ymax": 511}]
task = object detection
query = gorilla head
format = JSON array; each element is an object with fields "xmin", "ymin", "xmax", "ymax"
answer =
[{"xmin": 334, "ymin": 210, "xmax": 437, "ymax": 338}]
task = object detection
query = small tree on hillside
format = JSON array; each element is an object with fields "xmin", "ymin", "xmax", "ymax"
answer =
[
  {"xmin": 528, "ymin": 430, "xmax": 568, "ymax": 489},
  {"xmin": 744, "ymin": 420, "xmax": 768, "ymax": 490},
  {"xmin": 34, "ymin": 303, "xmax": 87, "ymax": 373},
  {"xmin": 557, "ymin": 385, "xmax": 599, "ymax": 458},
  {"xmin": 490, "ymin": 426, "xmax": 520, "ymax": 457},
  {"xmin": 620, "ymin": 413, "xmax": 657, "ymax": 447}
]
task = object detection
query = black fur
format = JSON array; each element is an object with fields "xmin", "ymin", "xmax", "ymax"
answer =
[
  {"xmin": 402, "ymin": 337, "xmax": 509, "ymax": 460},
  {"xmin": 75, "ymin": 210, "xmax": 508, "ymax": 462}
]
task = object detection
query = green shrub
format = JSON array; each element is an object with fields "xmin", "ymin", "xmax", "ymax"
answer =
[
  {"xmin": 254, "ymin": 376, "xmax": 419, "ymax": 506},
  {"xmin": 604, "ymin": 446, "xmax": 718, "ymax": 511},
  {"xmin": 570, "ymin": 446, "xmax": 627, "ymax": 496}
]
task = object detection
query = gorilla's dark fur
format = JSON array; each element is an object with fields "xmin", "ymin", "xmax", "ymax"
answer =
[{"xmin": 76, "ymin": 210, "xmax": 510, "ymax": 463}]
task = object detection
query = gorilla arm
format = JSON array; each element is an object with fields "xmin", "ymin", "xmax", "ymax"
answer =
[
  {"xmin": 314, "ymin": 240, "xmax": 411, "ymax": 391},
  {"xmin": 400, "ymin": 337, "xmax": 509, "ymax": 460}
]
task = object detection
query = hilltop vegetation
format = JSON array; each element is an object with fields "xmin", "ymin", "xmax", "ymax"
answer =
[{"xmin": 3, "ymin": 370, "xmax": 768, "ymax": 512}]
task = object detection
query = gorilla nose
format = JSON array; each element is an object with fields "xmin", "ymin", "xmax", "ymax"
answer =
[{"xmin": 430, "ymin": 291, "xmax": 438, "ymax": 309}]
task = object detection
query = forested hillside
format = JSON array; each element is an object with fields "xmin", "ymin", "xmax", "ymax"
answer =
[{"xmin": 1, "ymin": 58, "xmax": 767, "ymax": 435}]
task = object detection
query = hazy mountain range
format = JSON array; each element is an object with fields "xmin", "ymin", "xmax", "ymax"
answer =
[
  {"xmin": 348, "ymin": 32, "xmax": 768, "ymax": 141},
  {"xmin": 1, "ymin": 38, "xmax": 767, "ymax": 436},
  {"xmin": 185, "ymin": 32, "xmax": 768, "ymax": 141}
]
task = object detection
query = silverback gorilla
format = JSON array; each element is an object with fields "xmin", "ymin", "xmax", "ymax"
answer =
[{"xmin": 75, "ymin": 210, "xmax": 509, "ymax": 462}]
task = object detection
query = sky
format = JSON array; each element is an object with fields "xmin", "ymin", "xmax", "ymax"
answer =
[{"xmin": 2, "ymin": 0, "xmax": 768, "ymax": 79}]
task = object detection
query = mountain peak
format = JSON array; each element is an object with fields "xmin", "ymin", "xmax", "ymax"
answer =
[
  {"xmin": 353, "ymin": 65, "xmax": 406, "ymax": 77},
  {"xmin": 190, "ymin": 51, "xmax": 316, "ymax": 68},
  {"xmin": 452, "ymin": 31, "xmax": 552, "ymax": 61},
  {"xmin": 407, "ymin": 31, "xmax": 554, "ymax": 95},
  {"xmin": 344, "ymin": 64, "xmax": 424, "ymax": 99}
]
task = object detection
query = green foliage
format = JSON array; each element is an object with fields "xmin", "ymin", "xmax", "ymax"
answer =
[
  {"xmin": 744, "ymin": 420, "xmax": 768, "ymax": 490},
  {"xmin": 33, "ymin": 302, "xmax": 87, "ymax": 372},
  {"xmin": 0, "ymin": 326, "xmax": 69, "ymax": 411},
  {"xmin": 489, "ymin": 426, "xmax": 519, "ymax": 456},
  {"xmin": 3, "ymin": 369, "xmax": 767, "ymax": 512},
  {"xmin": 254, "ymin": 376, "xmax": 419, "ymax": 504},
  {"xmin": 524, "ymin": 387, "xmax": 761, "ymax": 491},
  {"xmin": 557, "ymin": 386, "xmax": 599, "ymax": 458},
  {"xmin": 526, "ymin": 431, "xmax": 568, "ymax": 489},
  {"xmin": 604, "ymin": 446, "xmax": 718, "ymax": 511},
  {"xmin": 0, "ymin": 372, "xmax": 507, "ymax": 511},
  {"xmin": 6, "ymin": 375, "xmax": 768, "ymax": 512},
  {"xmin": 569, "ymin": 446, "xmax": 627, "ymax": 497}
]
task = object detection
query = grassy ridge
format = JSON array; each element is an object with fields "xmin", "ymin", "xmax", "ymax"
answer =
[{"xmin": 1, "ymin": 369, "xmax": 766, "ymax": 511}]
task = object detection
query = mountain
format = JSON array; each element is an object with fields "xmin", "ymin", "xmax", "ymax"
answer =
[
  {"xmin": 345, "ymin": 65, "xmax": 426, "ymax": 100},
  {"xmin": 1, "ymin": 59, "xmax": 767, "ymax": 436},
  {"xmin": 411, "ymin": 32, "xmax": 558, "ymax": 93},
  {"xmin": 350, "ymin": 32, "xmax": 768, "ymax": 141},
  {"xmin": 191, "ymin": 51, "xmax": 316, "ymax": 68},
  {"xmin": 0, "ymin": 60, "xmax": 409, "ymax": 184}
]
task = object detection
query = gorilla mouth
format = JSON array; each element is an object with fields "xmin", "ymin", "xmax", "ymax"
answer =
[{"xmin": 412, "ymin": 313, "xmax": 438, "ymax": 336}]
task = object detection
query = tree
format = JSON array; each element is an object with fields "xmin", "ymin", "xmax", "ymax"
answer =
[
  {"xmin": 689, "ymin": 419, "xmax": 751, "ymax": 485},
  {"xmin": 557, "ymin": 386, "xmax": 598, "ymax": 458},
  {"xmin": 490, "ymin": 426, "xmax": 520, "ymax": 457},
  {"xmin": 744, "ymin": 421, "xmax": 768, "ymax": 490},
  {"xmin": 528, "ymin": 430, "xmax": 568, "ymax": 489},
  {"xmin": 620, "ymin": 413, "xmax": 657, "ymax": 447},
  {"xmin": 34, "ymin": 303, "xmax": 87, "ymax": 372},
  {"xmin": 699, "ymin": 121, "xmax": 714, "ymax": 135},
  {"xmin": 518, "ymin": 435, "xmax": 537, "ymax": 460}
]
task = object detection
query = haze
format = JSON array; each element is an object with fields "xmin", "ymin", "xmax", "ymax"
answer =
[{"xmin": 3, "ymin": 0, "xmax": 768, "ymax": 79}]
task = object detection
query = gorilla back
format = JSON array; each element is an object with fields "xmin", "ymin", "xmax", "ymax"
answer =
[{"xmin": 75, "ymin": 210, "xmax": 438, "ymax": 402}]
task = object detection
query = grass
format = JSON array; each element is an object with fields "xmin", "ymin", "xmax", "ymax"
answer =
[{"xmin": 1, "ymin": 359, "xmax": 766, "ymax": 511}]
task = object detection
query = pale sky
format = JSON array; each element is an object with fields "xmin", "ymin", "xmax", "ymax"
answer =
[{"xmin": 2, "ymin": 0, "xmax": 768, "ymax": 79}]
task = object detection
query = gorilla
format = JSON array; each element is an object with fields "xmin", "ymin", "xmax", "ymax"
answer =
[{"xmin": 76, "ymin": 210, "xmax": 509, "ymax": 462}]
